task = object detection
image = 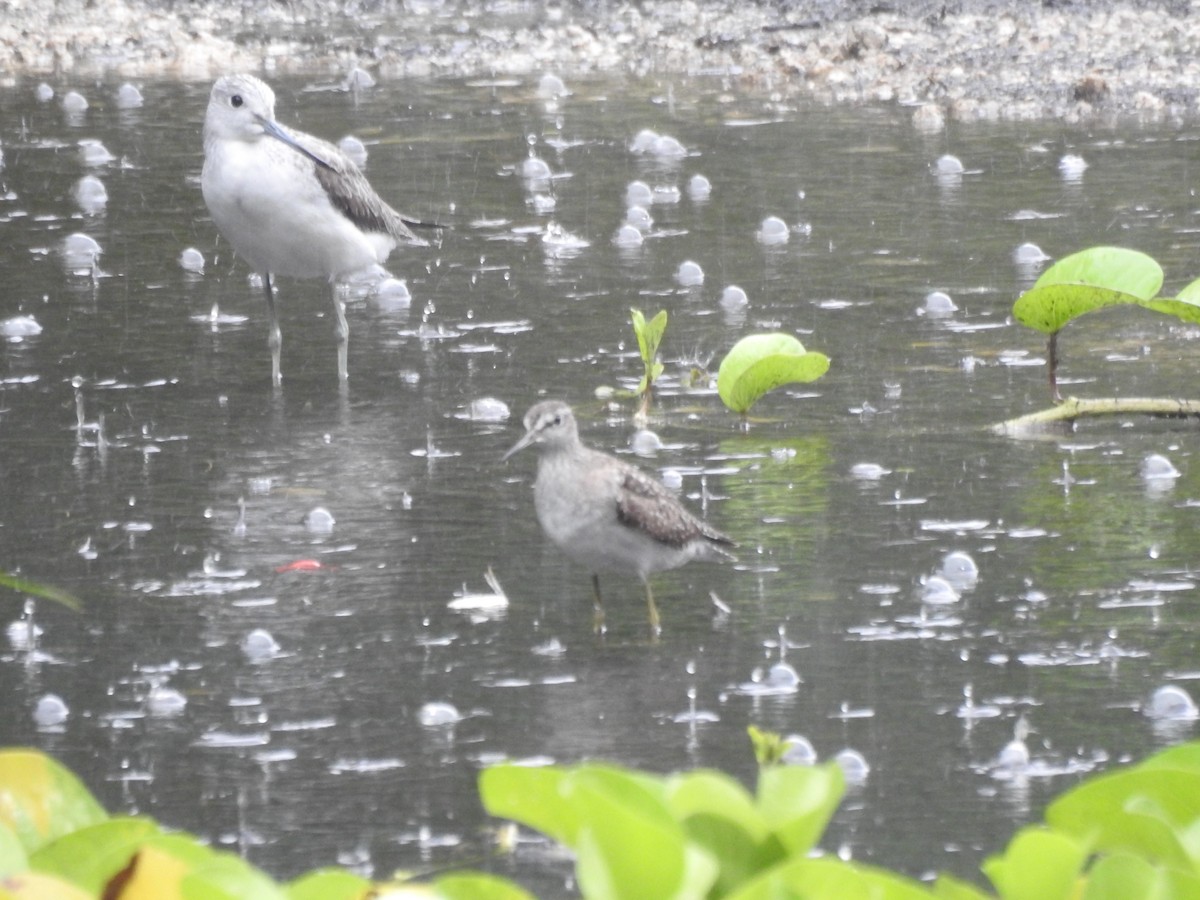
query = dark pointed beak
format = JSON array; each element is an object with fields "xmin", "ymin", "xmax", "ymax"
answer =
[
  {"xmin": 502, "ymin": 429, "xmax": 537, "ymax": 462},
  {"xmin": 258, "ymin": 116, "xmax": 334, "ymax": 171}
]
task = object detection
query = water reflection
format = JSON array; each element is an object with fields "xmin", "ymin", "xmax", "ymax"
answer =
[{"xmin": 0, "ymin": 72, "xmax": 1199, "ymax": 893}]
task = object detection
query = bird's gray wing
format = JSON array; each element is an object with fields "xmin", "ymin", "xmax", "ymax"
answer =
[
  {"xmin": 615, "ymin": 467, "xmax": 734, "ymax": 549},
  {"xmin": 285, "ymin": 128, "xmax": 430, "ymax": 246}
]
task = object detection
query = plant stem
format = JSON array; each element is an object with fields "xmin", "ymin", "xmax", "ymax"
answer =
[{"xmin": 991, "ymin": 397, "xmax": 1200, "ymax": 436}]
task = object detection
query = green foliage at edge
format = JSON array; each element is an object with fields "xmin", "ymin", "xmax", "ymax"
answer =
[{"xmin": 5, "ymin": 739, "xmax": 1200, "ymax": 899}]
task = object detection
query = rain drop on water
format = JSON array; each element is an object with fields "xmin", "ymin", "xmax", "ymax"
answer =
[
  {"xmin": 116, "ymin": 83, "xmax": 144, "ymax": 109},
  {"xmin": 241, "ymin": 628, "xmax": 281, "ymax": 662},
  {"xmin": 304, "ymin": 506, "xmax": 336, "ymax": 534},
  {"xmin": 675, "ymin": 260, "xmax": 704, "ymax": 287},
  {"xmin": 61, "ymin": 90, "xmax": 88, "ymax": 113},
  {"xmin": 756, "ymin": 215, "xmax": 790, "ymax": 246},
  {"xmin": 34, "ymin": 694, "xmax": 69, "ymax": 728},
  {"xmin": 179, "ymin": 247, "xmax": 205, "ymax": 274},
  {"xmin": 73, "ymin": 175, "xmax": 108, "ymax": 214}
]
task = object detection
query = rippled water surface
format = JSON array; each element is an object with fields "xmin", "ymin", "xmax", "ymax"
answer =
[{"xmin": 2, "ymin": 74, "xmax": 1200, "ymax": 892}]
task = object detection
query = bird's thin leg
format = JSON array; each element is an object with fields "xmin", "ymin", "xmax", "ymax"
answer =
[
  {"xmin": 262, "ymin": 273, "xmax": 282, "ymax": 386},
  {"xmin": 591, "ymin": 574, "xmax": 607, "ymax": 635},
  {"xmin": 332, "ymin": 283, "xmax": 349, "ymax": 381},
  {"xmin": 644, "ymin": 579, "xmax": 662, "ymax": 637}
]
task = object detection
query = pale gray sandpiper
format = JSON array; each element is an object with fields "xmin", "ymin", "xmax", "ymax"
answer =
[
  {"xmin": 201, "ymin": 73, "xmax": 431, "ymax": 385},
  {"xmin": 504, "ymin": 400, "xmax": 735, "ymax": 634}
]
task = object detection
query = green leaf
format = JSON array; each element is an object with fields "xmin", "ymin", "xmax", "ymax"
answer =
[
  {"xmin": 932, "ymin": 872, "xmax": 996, "ymax": 899},
  {"xmin": 567, "ymin": 766, "xmax": 716, "ymax": 900},
  {"xmin": 1141, "ymin": 293, "xmax": 1200, "ymax": 325},
  {"xmin": 631, "ymin": 308, "xmax": 668, "ymax": 365},
  {"xmin": 755, "ymin": 763, "xmax": 844, "ymax": 857},
  {"xmin": 0, "ymin": 821, "xmax": 27, "ymax": 879},
  {"xmin": 668, "ymin": 770, "xmax": 779, "ymax": 895},
  {"xmin": 433, "ymin": 872, "xmax": 538, "ymax": 900},
  {"xmin": 30, "ymin": 817, "xmax": 161, "ymax": 893},
  {"xmin": 479, "ymin": 765, "xmax": 580, "ymax": 847},
  {"xmin": 726, "ymin": 857, "xmax": 935, "ymax": 900},
  {"xmin": 0, "ymin": 750, "xmax": 107, "ymax": 856},
  {"xmin": 285, "ymin": 867, "xmax": 374, "ymax": 900},
  {"xmin": 1012, "ymin": 246, "xmax": 1162, "ymax": 334},
  {"xmin": 0, "ymin": 573, "xmax": 81, "ymax": 612},
  {"xmin": 982, "ymin": 825, "xmax": 1087, "ymax": 900},
  {"xmin": 717, "ymin": 334, "xmax": 830, "ymax": 415},
  {"xmin": 1083, "ymin": 852, "xmax": 1200, "ymax": 900},
  {"xmin": 1047, "ymin": 767, "xmax": 1200, "ymax": 870}
]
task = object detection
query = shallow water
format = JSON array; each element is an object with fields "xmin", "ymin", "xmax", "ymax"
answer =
[{"xmin": 2, "ymin": 74, "xmax": 1200, "ymax": 892}]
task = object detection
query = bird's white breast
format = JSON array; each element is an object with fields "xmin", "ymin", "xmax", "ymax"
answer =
[{"xmin": 201, "ymin": 136, "xmax": 394, "ymax": 280}]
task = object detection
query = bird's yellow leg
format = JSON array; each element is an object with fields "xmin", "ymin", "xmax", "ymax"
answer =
[
  {"xmin": 645, "ymin": 580, "xmax": 661, "ymax": 636},
  {"xmin": 591, "ymin": 574, "xmax": 607, "ymax": 635}
]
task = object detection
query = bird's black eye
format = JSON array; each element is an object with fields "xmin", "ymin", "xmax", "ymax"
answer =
[
  {"xmin": 552, "ymin": 415, "xmax": 561, "ymax": 426},
  {"xmin": 230, "ymin": 94, "xmax": 243, "ymax": 108}
]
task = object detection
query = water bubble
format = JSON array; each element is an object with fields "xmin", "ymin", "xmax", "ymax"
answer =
[
  {"xmin": 651, "ymin": 135, "xmax": 687, "ymax": 158},
  {"xmin": 934, "ymin": 154, "xmax": 964, "ymax": 175},
  {"xmin": 834, "ymin": 748, "xmax": 870, "ymax": 784},
  {"xmin": 241, "ymin": 628, "xmax": 281, "ymax": 661},
  {"xmin": 1013, "ymin": 242, "xmax": 1050, "ymax": 264},
  {"xmin": 651, "ymin": 184, "xmax": 681, "ymax": 205},
  {"xmin": 675, "ymin": 260, "xmax": 704, "ymax": 287},
  {"xmin": 61, "ymin": 233, "xmax": 102, "ymax": 276},
  {"xmin": 687, "ymin": 173, "xmax": 712, "ymax": 201},
  {"xmin": 0, "ymin": 316, "xmax": 43, "ymax": 340},
  {"xmin": 537, "ymin": 73, "xmax": 569, "ymax": 100},
  {"xmin": 71, "ymin": 175, "xmax": 108, "ymax": 215},
  {"xmin": 373, "ymin": 277, "xmax": 412, "ymax": 309},
  {"xmin": 78, "ymin": 139, "xmax": 115, "ymax": 167},
  {"xmin": 756, "ymin": 216, "xmax": 789, "ymax": 246},
  {"xmin": 764, "ymin": 661, "xmax": 801, "ymax": 690},
  {"xmin": 782, "ymin": 734, "xmax": 817, "ymax": 765},
  {"xmin": 338, "ymin": 136, "xmax": 368, "ymax": 169},
  {"xmin": 35, "ymin": 83, "xmax": 54, "ymax": 102},
  {"xmin": 624, "ymin": 205, "xmax": 654, "ymax": 232},
  {"xmin": 850, "ymin": 462, "xmax": 889, "ymax": 480},
  {"xmin": 720, "ymin": 285, "xmax": 748, "ymax": 309},
  {"xmin": 612, "ymin": 224, "xmax": 644, "ymax": 248},
  {"xmin": 6, "ymin": 619, "xmax": 43, "ymax": 651},
  {"xmin": 147, "ymin": 685, "xmax": 188, "ymax": 716},
  {"xmin": 418, "ymin": 701, "xmax": 463, "ymax": 727},
  {"xmin": 541, "ymin": 221, "xmax": 589, "ymax": 257},
  {"xmin": 920, "ymin": 575, "xmax": 960, "ymax": 605},
  {"xmin": 1145, "ymin": 685, "xmax": 1199, "ymax": 720},
  {"xmin": 1141, "ymin": 453, "xmax": 1180, "ymax": 481},
  {"xmin": 304, "ymin": 506, "xmax": 336, "ymax": 534},
  {"xmin": 625, "ymin": 180, "xmax": 653, "ymax": 207},
  {"xmin": 920, "ymin": 291, "xmax": 957, "ymax": 317},
  {"xmin": 34, "ymin": 694, "xmax": 69, "ymax": 728},
  {"xmin": 521, "ymin": 155, "xmax": 552, "ymax": 181},
  {"xmin": 629, "ymin": 128, "xmax": 660, "ymax": 154},
  {"xmin": 61, "ymin": 91, "xmax": 88, "ymax": 113},
  {"xmin": 992, "ymin": 717, "xmax": 1032, "ymax": 773},
  {"xmin": 179, "ymin": 247, "xmax": 205, "ymax": 274},
  {"xmin": 630, "ymin": 429, "xmax": 663, "ymax": 457},
  {"xmin": 344, "ymin": 67, "xmax": 376, "ymax": 90},
  {"xmin": 1059, "ymin": 154, "xmax": 1088, "ymax": 181},
  {"xmin": 116, "ymin": 83, "xmax": 144, "ymax": 109},
  {"xmin": 466, "ymin": 397, "xmax": 510, "ymax": 421},
  {"xmin": 938, "ymin": 551, "xmax": 979, "ymax": 590},
  {"xmin": 661, "ymin": 469, "xmax": 683, "ymax": 490}
]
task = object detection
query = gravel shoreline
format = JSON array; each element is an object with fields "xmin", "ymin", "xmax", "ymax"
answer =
[{"xmin": 2, "ymin": 0, "xmax": 1199, "ymax": 123}]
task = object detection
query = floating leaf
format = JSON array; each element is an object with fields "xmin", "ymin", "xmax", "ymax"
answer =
[
  {"xmin": 717, "ymin": 334, "xmax": 830, "ymax": 415},
  {"xmin": 1142, "ymin": 275, "xmax": 1200, "ymax": 325},
  {"xmin": 1012, "ymin": 246, "xmax": 1162, "ymax": 334}
]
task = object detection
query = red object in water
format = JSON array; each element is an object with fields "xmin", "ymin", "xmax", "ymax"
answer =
[{"xmin": 274, "ymin": 559, "xmax": 326, "ymax": 574}]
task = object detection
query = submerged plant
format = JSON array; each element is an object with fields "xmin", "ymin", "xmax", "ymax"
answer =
[
  {"xmin": 716, "ymin": 333, "xmax": 830, "ymax": 424},
  {"xmin": 630, "ymin": 307, "xmax": 667, "ymax": 419}
]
